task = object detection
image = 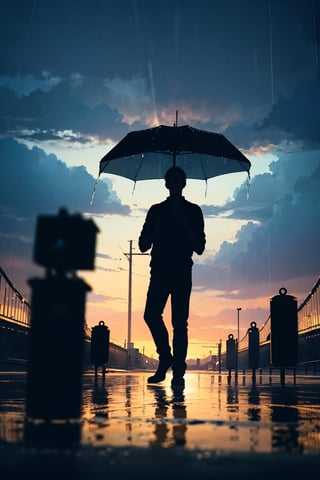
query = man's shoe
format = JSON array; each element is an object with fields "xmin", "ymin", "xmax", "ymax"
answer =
[
  {"xmin": 171, "ymin": 376, "xmax": 185, "ymax": 388},
  {"xmin": 147, "ymin": 358, "xmax": 172, "ymax": 384}
]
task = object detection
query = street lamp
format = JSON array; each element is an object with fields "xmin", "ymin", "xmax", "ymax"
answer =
[
  {"xmin": 236, "ymin": 307, "xmax": 242, "ymax": 378},
  {"xmin": 237, "ymin": 307, "xmax": 242, "ymax": 342}
]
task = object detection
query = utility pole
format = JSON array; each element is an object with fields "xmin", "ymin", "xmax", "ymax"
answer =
[
  {"xmin": 202, "ymin": 341, "xmax": 222, "ymax": 372},
  {"xmin": 124, "ymin": 240, "xmax": 148, "ymax": 368}
]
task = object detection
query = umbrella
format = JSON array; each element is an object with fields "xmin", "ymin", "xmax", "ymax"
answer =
[{"xmin": 98, "ymin": 124, "xmax": 251, "ymax": 183}]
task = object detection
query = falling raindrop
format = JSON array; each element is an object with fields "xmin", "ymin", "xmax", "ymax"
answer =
[
  {"xmin": 246, "ymin": 174, "xmax": 251, "ymax": 200},
  {"xmin": 148, "ymin": 61, "xmax": 159, "ymax": 125},
  {"xmin": 90, "ymin": 178, "xmax": 99, "ymax": 205},
  {"xmin": 268, "ymin": 0, "xmax": 275, "ymax": 106},
  {"xmin": 312, "ymin": 0, "xmax": 319, "ymax": 68}
]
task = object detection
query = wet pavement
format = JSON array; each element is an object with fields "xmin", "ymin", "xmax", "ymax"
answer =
[{"xmin": 1, "ymin": 368, "xmax": 320, "ymax": 479}]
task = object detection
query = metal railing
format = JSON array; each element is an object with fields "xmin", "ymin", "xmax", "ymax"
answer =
[
  {"xmin": 0, "ymin": 267, "xmax": 31, "ymax": 327},
  {"xmin": 1, "ymin": 264, "xmax": 319, "ymax": 366},
  {"xmin": 232, "ymin": 275, "xmax": 320, "ymax": 356}
]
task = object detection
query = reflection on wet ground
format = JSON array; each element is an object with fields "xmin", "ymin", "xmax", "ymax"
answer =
[
  {"xmin": 81, "ymin": 371, "xmax": 320, "ymax": 453},
  {"xmin": 1, "ymin": 369, "xmax": 320, "ymax": 478}
]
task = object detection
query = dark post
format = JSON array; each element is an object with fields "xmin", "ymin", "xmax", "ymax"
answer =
[
  {"xmin": 270, "ymin": 287, "xmax": 298, "ymax": 386},
  {"xmin": 26, "ymin": 208, "xmax": 99, "ymax": 424},
  {"xmin": 226, "ymin": 333, "xmax": 236, "ymax": 382},
  {"xmin": 248, "ymin": 321, "xmax": 260, "ymax": 384},
  {"xmin": 91, "ymin": 320, "xmax": 110, "ymax": 377},
  {"xmin": 26, "ymin": 276, "xmax": 90, "ymax": 419}
]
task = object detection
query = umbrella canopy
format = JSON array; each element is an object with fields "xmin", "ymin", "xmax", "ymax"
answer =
[{"xmin": 99, "ymin": 124, "xmax": 251, "ymax": 182}]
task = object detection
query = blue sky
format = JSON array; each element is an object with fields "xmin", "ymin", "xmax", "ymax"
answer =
[{"xmin": 0, "ymin": 0, "xmax": 319, "ymax": 357}]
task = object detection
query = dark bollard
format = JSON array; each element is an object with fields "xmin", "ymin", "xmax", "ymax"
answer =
[
  {"xmin": 248, "ymin": 321, "xmax": 260, "ymax": 384},
  {"xmin": 26, "ymin": 276, "xmax": 91, "ymax": 419},
  {"xmin": 25, "ymin": 208, "xmax": 98, "ymax": 423},
  {"xmin": 91, "ymin": 320, "xmax": 110, "ymax": 377},
  {"xmin": 270, "ymin": 287, "xmax": 298, "ymax": 386},
  {"xmin": 226, "ymin": 333, "xmax": 236, "ymax": 381}
]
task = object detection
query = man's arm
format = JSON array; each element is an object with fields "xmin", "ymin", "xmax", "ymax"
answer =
[
  {"xmin": 138, "ymin": 205, "xmax": 164, "ymax": 252},
  {"xmin": 138, "ymin": 209, "xmax": 153, "ymax": 252},
  {"xmin": 190, "ymin": 205, "xmax": 206, "ymax": 255}
]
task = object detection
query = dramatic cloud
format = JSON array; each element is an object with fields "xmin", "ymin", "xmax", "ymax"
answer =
[
  {"xmin": 261, "ymin": 78, "xmax": 320, "ymax": 145},
  {"xmin": 223, "ymin": 78, "xmax": 320, "ymax": 151},
  {"xmin": 0, "ymin": 72, "xmax": 61, "ymax": 96},
  {"xmin": 1, "ymin": 1, "xmax": 318, "ymax": 143},
  {"xmin": 0, "ymin": 82, "xmax": 129, "ymax": 142},
  {"xmin": 194, "ymin": 150, "xmax": 320, "ymax": 296},
  {"xmin": 0, "ymin": 137, "xmax": 130, "ymax": 294},
  {"xmin": 202, "ymin": 149, "xmax": 320, "ymax": 221}
]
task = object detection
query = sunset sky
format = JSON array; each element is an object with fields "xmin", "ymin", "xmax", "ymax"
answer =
[{"xmin": 0, "ymin": 0, "xmax": 319, "ymax": 360}]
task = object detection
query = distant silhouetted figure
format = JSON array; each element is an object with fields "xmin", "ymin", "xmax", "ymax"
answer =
[{"xmin": 139, "ymin": 166, "xmax": 206, "ymax": 388}]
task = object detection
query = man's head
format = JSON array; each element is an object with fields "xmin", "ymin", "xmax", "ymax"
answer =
[{"xmin": 164, "ymin": 166, "xmax": 186, "ymax": 194}]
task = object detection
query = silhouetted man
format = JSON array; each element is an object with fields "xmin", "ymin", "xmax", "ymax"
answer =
[{"xmin": 139, "ymin": 166, "xmax": 206, "ymax": 388}]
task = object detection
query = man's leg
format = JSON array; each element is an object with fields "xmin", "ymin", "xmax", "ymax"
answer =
[
  {"xmin": 171, "ymin": 270, "xmax": 192, "ymax": 387},
  {"xmin": 144, "ymin": 273, "xmax": 172, "ymax": 383}
]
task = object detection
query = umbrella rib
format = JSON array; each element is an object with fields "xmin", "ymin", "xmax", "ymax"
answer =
[{"xmin": 236, "ymin": 158, "xmax": 250, "ymax": 173}]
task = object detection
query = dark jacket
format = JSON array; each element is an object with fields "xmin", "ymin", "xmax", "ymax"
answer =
[{"xmin": 139, "ymin": 196, "xmax": 205, "ymax": 271}]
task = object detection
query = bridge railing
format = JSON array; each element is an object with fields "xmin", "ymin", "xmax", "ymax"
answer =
[
  {"xmin": 0, "ymin": 267, "xmax": 31, "ymax": 327},
  {"xmin": 233, "ymin": 276, "xmax": 320, "ymax": 356},
  {"xmin": 297, "ymin": 276, "xmax": 320, "ymax": 334}
]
